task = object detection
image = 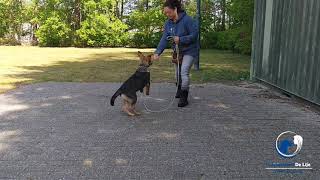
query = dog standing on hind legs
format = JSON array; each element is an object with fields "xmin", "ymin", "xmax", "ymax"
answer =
[{"xmin": 110, "ymin": 51, "xmax": 153, "ymax": 116}]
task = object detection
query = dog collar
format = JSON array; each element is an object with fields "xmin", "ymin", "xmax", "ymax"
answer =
[{"xmin": 137, "ymin": 65, "xmax": 149, "ymax": 72}]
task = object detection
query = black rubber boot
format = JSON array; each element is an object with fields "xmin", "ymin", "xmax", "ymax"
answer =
[
  {"xmin": 175, "ymin": 84, "xmax": 182, "ymax": 98},
  {"xmin": 178, "ymin": 90, "xmax": 189, "ymax": 107}
]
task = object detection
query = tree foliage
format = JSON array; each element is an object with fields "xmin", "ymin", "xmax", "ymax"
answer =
[
  {"xmin": 35, "ymin": 15, "xmax": 71, "ymax": 47},
  {"xmin": 200, "ymin": 0, "xmax": 254, "ymax": 54},
  {"xmin": 76, "ymin": 12, "xmax": 128, "ymax": 47},
  {"xmin": 127, "ymin": 6, "xmax": 165, "ymax": 47},
  {"xmin": 0, "ymin": 0, "xmax": 255, "ymax": 54}
]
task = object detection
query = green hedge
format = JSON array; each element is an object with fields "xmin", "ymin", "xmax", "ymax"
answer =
[{"xmin": 201, "ymin": 26, "xmax": 252, "ymax": 55}]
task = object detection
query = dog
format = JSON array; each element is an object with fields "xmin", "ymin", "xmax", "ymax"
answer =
[{"xmin": 110, "ymin": 51, "xmax": 153, "ymax": 116}]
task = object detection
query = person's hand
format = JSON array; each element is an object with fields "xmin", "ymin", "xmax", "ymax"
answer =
[
  {"xmin": 174, "ymin": 36, "xmax": 180, "ymax": 44},
  {"xmin": 153, "ymin": 54, "xmax": 160, "ymax": 61}
]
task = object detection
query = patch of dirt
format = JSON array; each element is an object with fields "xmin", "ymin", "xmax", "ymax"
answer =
[
  {"xmin": 252, "ymin": 90, "xmax": 290, "ymax": 101},
  {"xmin": 253, "ymin": 90, "xmax": 320, "ymax": 115},
  {"xmin": 235, "ymin": 81, "xmax": 265, "ymax": 90}
]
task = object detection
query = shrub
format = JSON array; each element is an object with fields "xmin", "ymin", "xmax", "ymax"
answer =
[
  {"xmin": 201, "ymin": 31, "xmax": 218, "ymax": 49},
  {"xmin": 76, "ymin": 13, "xmax": 128, "ymax": 47},
  {"xmin": 235, "ymin": 33, "xmax": 252, "ymax": 55},
  {"xmin": 35, "ymin": 16, "xmax": 71, "ymax": 47},
  {"xmin": 234, "ymin": 26, "xmax": 252, "ymax": 55},
  {"xmin": 0, "ymin": 37, "xmax": 21, "ymax": 46},
  {"xmin": 202, "ymin": 26, "xmax": 252, "ymax": 55}
]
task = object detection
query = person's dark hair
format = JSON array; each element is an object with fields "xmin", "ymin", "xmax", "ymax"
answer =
[{"xmin": 164, "ymin": 0, "xmax": 183, "ymax": 13}]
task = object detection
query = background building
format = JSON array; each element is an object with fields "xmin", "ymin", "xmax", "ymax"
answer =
[{"xmin": 251, "ymin": 0, "xmax": 320, "ymax": 105}]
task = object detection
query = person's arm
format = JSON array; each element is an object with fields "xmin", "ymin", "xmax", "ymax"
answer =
[
  {"xmin": 154, "ymin": 22, "xmax": 168, "ymax": 56},
  {"xmin": 179, "ymin": 17, "xmax": 198, "ymax": 45}
]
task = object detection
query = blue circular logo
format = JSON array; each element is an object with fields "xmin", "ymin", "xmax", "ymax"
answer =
[{"xmin": 276, "ymin": 131, "xmax": 303, "ymax": 158}]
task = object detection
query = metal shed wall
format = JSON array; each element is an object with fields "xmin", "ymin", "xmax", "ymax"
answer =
[{"xmin": 251, "ymin": 0, "xmax": 320, "ymax": 105}]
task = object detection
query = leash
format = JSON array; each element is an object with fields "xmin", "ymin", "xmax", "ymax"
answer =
[{"xmin": 141, "ymin": 37, "xmax": 180, "ymax": 113}]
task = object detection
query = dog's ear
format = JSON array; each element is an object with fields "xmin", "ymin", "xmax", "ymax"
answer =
[
  {"xmin": 138, "ymin": 51, "xmax": 144, "ymax": 61},
  {"xmin": 138, "ymin": 51, "xmax": 144, "ymax": 56}
]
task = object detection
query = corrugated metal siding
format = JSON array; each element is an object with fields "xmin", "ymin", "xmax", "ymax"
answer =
[{"xmin": 251, "ymin": 0, "xmax": 320, "ymax": 105}]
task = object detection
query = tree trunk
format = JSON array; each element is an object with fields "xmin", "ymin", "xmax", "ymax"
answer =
[
  {"xmin": 221, "ymin": 0, "xmax": 226, "ymax": 31},
  {"xmin": 74, "ymin": 0, "xmax": 81, "ymax": 30},
  {"xmin": 121, "ymin": 0, "xmax": 124, "ymax": 18},
  {"xmin": 145, "ymin": 0, "xmax": 149, "ymax": 11},
  {"xmin": 115, "ymin": 0, "xmax": 119, "ymax": 17}
]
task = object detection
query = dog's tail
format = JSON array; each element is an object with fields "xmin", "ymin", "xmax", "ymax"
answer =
[{"xmin": 110, "ymin": 89, "xmax": 121, "ymax": 106}]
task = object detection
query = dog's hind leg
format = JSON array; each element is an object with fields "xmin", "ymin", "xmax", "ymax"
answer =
[
  {"xmin": 130, "ymin": 95, "xmax": 141, "ymax": 115},
  {"xmin": 121, "ymin": 95, "xmax": 135, "ymax": 116},
  {"xmin": 123, "ymin": 100, "xmax": 135, "ymax": 116}
]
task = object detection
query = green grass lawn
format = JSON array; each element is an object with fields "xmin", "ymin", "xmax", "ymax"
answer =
[{"xmin": 0, "ymin": 46, "xmax": 251, "ymax": 93}]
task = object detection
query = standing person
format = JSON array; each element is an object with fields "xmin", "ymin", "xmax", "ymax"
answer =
[{"xmin": 153, "ymin": 0, "xmax": 199, "ymax": 107}]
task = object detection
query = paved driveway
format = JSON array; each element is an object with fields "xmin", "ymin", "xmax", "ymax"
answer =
[{"xmin": 0, "ymin": 82, "xmax": 319, "ymax": 179}]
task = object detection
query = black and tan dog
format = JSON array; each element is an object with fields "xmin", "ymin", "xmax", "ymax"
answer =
[{"xmin": 110, "ymin": 51, "xmax": 153, "ymax": 116}]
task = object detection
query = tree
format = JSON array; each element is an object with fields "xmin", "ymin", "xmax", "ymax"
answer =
[
  {"xmin": 0, "ymin": 1, "xmax": 8, "ymax": 37},
  {"xmin": 221, "ymin": 0, "xmax": 226, "ymax": 31},
  {"xmin": 35, "ymin": 15, "xmax": 71, "ymax": 47},
  {"xmin": 227, "ymin": 0, "xmax": 254, "ymax": 28},
  {"xmin": 1, "ymin": 0, "xmax": 24, "ymax": 41},
  {"xmin": 76, "ymin": 0, "xmax": 128, "ymax": 47},
  {"xmin": 0, "ymin": 0, "xmax": 255, "ymax": 52},
  {"xmin": 127, "ymin": 5, "xmax": 166, "ymax": 47}
]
